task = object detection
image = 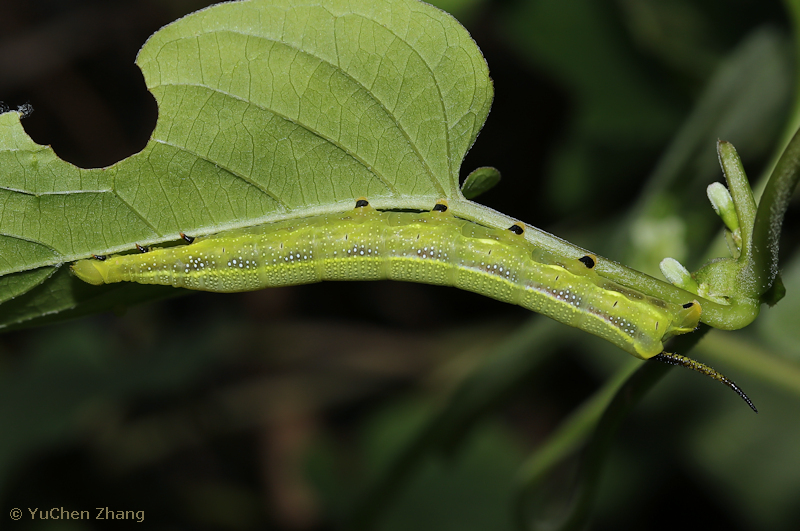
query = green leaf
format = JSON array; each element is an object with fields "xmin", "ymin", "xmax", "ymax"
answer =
[
  {"xmin": 0, "ymin": 0, "xmax": 493, "ymax": 329},
  {"xmin": 461, "ymin": 166, "xmax": 501, "ymax": 199}
]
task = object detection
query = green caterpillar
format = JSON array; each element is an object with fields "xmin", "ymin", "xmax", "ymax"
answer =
[{"xmin": 71, "ymin": 199, "xmax": 755, "ymax": 410}]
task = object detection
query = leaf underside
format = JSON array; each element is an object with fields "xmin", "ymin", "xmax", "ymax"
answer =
[{"xmin": 0, "ymin": 0, "xmax": 493, "ymax": 329}]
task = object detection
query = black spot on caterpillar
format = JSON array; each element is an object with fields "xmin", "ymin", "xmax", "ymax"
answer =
[
  {"xmin": 508, "ymin": 223, "xmax": 524, "ymax": 235},
  {"xmin": 578, "ymin": 255, "xmax": 596, "ymax": 269}
]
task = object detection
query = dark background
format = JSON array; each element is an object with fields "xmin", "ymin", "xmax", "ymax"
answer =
[{"xmin": 1, "ymin": 0, "xmax": 799, "ymax": 530}]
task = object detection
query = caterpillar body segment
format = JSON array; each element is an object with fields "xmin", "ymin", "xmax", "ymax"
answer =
[{"xmin": 72, "ymin": 202, "xmax": 700, "ymax": 361}]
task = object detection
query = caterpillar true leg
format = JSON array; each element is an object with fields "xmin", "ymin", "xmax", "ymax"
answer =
[
  {"xmin": 179, "ymin": 232, "xmax": 195, "ymax": 244},
  {"xmin": 653, "ymin": 352, "xmax": 757, "ymax": 412}
]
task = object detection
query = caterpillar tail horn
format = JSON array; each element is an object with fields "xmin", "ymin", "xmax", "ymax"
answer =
[{"xmin": 653, "ymin": 352, "xmax": 757, "ymax": 413}]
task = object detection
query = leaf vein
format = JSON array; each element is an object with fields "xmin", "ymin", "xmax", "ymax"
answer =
[
  {"xmin": 158, "ymin": 26, "xmax": 450, "ymax": 195},
  {"xmin": 152, "ymin": 137, "xmax": 290, "ymax": 211}
]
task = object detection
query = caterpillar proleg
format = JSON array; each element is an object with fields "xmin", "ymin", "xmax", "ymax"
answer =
[{"xmin": 71, "ymin": 199, "xmax": 755, "ymax": 410}]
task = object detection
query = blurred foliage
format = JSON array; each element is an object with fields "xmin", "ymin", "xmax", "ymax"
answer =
[{"xmin": 1, "ymin": 0, "xmax": 799, "ymax": 530}]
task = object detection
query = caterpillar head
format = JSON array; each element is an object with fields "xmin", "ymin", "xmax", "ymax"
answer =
[{"xmin": 71, "ymin": 259, "xmax": 108, "ymax": 285}]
